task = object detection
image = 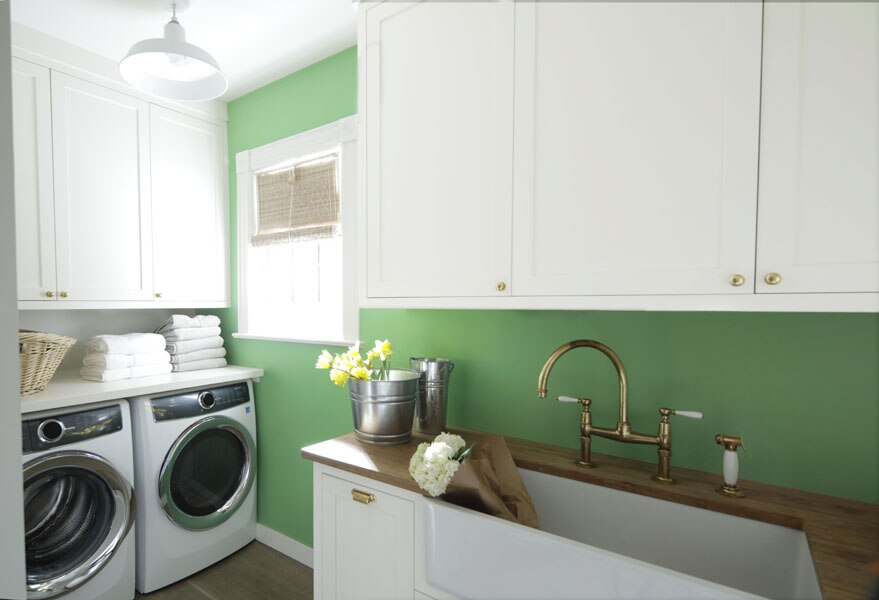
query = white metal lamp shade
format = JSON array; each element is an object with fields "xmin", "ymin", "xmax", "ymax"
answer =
[{"xmin": 119, "ymin": 17, "xmax": 227, "ymax": 102}]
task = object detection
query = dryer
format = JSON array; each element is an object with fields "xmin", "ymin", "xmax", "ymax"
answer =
[
  {"xmin": 129, "ymin": 380, "xmax": 257, "ymax": 593},
  {"xmin": 21, "ymin": 401, "xmax": 136, "ymax": 600}
]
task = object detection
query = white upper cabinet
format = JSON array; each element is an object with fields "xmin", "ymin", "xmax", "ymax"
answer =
[
  {"xmin": 512, "ymin": 2, "xmax": 762, "ymax": 296},
  {"xmin": 11, "ymin": 58, "xmax": 56, "ymax": 301},
  {"xmin": 150, "ymin": 105, "xmax": 228, "ymax": 304},
  {"xmin": 757, "ymin": 2, "xmax": 879, "ymax": 294},
  {"xmin": 51, "ymin": 71, "xmax": 153, "ymax": 301},
  {"xmin": 364, "ymin": 1, "xmax": 514, "ymax": 298}
]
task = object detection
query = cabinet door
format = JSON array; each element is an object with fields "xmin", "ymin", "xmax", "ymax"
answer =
[
  {"xmin": 12, "ymin": 59, "xmax": 56, "ymax": 301},
  {"xmin": 320, "ymin": 474, "xmax": 414, "ymax": 600},
  {"xmin": 364, "ymin": 1, "xmax": 514, "ymax": 298},
  {"xmin": 757, "ymin": 2, "xmax": 879, "ymax": 294},
  {"xmin": 51, "ymin": 71, "xmax": 153, "ymax": 301},
  {"xmin": 512, "ymin": 2, "xmax": 762, "ymax": 296},
  {"xmin": 150, "ymin": 105, "xmax": 228, "ymax": 304}
]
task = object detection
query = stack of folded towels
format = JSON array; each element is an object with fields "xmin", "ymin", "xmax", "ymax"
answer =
[
  {"xmin": 81, "ymin": 333, "xmax": 172, "ymax": 382},
  {"xmin": 155, "ymin": 314, "xmax": 227, "ymax": 372}
]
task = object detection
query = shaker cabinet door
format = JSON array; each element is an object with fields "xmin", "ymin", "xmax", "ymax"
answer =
[
  {"xmin": 364, "ymin": 1, "xmax": 514, "ymax": 298},
  {"xmin": 150, "ymin": 105, "xmax": 228, "ymax": 304},
  {"xmin": 756, "ymin": 2, "xmax": 879, "ymax": 294},
  {"xmin": 319, "ymin": 473, "xmax": 414, "ymax": 600},
  {"xmin": 511, "ymin": 2, "xmax": 763, "ymax": 296},
  {"xmin": 51, "ymin": 71, "xmax": 153, "ymax": 301},
  {"xmin": 11, "ymin": 58, "xmax": 56, "ymax": 301}
]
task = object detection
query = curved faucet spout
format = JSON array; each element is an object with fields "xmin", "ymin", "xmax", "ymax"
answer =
[{"xmin": 536, "ymin": 339, "xmax": 630, "ymax": 427}]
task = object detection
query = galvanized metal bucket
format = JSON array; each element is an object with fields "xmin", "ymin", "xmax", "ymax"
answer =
[
  {"xmin": 348, "ymin": 369, "xmax": 420, "ymax": 445},
  {"xmin": 409, "ymin": 357, "xmax": 455, "ymax": 435}
]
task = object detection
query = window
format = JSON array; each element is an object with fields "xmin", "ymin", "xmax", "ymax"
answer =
[{"xmin": 235, "ymin": 116, "xmax": 357, "ymax": 344}]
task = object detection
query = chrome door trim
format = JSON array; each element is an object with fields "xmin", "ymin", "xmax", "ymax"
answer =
[
  {"xmin": 158, "ymin": 415, "xmax": 256, "ymax": 531},
  {"xmin": 23, "ymin": 451, "xmax": 135, "ymax": 600}
]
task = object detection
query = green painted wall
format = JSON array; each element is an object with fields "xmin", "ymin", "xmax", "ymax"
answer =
[{"xmin": 220, "ymin": 46, "xmax": 879, "ymax": 550}]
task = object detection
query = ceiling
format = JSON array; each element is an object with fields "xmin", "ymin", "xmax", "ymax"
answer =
[{"xmin": 10, "ymin": 0, "xmax": 357, "ymax": 101}]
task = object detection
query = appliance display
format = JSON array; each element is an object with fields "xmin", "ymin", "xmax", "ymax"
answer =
[
  {"xmin": 21, "ymin": 401, "xmax": 136, "ymax": 600},
  {"xmin": 128, "ymin": 380, "xmax": 257, "ymax": 593}
]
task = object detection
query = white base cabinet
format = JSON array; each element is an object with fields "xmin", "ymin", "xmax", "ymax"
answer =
[{"xmin": 314, "ymin": 465, "xmax": 415, "ymax": 600}]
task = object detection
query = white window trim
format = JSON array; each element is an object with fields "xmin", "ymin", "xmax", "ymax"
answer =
[{"xmin": 235, "ymin": 115, "xmax": 358, "ymax": 345}]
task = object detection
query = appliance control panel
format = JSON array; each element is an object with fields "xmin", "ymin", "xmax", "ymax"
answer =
[
  {"xmin": 151, "ymin": 381, "xmax": 251, "ymax": 422},
  {"xmin": 22, "ymin": 404, "xmax": 124, "ymax": 454}
]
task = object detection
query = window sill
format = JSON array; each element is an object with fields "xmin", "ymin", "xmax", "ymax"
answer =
[{"xmin": 232, "ymin": 333, "xmax": 355, "ymax": 347}]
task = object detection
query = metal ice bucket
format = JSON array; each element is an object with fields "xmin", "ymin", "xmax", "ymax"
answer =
[
  {"xmin": 348, "ymin": 369, "xmax": 420, "ymax": 445},
  {"xmin": 409, "ymin": 357, "xmax": 455, "ymax": 435}
]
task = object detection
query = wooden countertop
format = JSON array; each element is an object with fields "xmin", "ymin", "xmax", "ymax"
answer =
[
  {"xmin": 20, "ymin": 365, "xmax": 264, "ymax": 414},
  {"xmin": 302, "ymin": 428, "xmax": 879, "ymax": 600}
]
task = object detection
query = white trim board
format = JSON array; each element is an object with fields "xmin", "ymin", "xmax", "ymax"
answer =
[{"xmin": 256, "ymin": 524, "xmax": 314, "ymax": 569}]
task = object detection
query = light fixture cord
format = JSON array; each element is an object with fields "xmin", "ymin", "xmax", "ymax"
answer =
[{"xmin": 170, "ymin": 3, "xmax": 178, "ymax": 24}]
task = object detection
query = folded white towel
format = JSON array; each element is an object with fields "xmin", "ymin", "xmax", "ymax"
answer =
[
  {"xmin": 171, "ymin": 358, "xmax": 227, "ymax": 373},
  {"xmin": 162, "ymin": 326, "xmax": 222, "ymax": 342},
  {"xmin": 82, "ymin": 351, "xmax": 171, "ymax": 370},
  {"xmin": 80, "ymin": 363, "xmax": 172, "ymax": 382},
  {"xmin": 165, "ymin": 336, "xmax": 224, "ymax": 355},
  {"xmin": 155, "ymin": 314, "xmax": 221, "ymax": 334},
  {"xmin": 86, "ymin": 333, "xmax": 166, "ymax": 355},
  {"xmin": 170, "ymin": 347, "xmax": 227, "ymax": 364}
]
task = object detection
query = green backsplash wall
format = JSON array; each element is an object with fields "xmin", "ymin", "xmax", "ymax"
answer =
[{"xmin": 221, "ymin": 46, "xmax": 879, "ymax": 550}]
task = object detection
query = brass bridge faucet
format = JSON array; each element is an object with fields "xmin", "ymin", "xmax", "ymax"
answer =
[{"xmin": 537, "ymin": 340, "xmax": 703, "ymax": 484}]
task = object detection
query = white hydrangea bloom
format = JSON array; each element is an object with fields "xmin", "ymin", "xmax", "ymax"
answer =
[
  {"xmin": 409, "ymin": 434, "xmax": 468, "ymax": 497},
  {"xmin": 433, "ymin": 433, "xmax": 466, "ymax": 454}
]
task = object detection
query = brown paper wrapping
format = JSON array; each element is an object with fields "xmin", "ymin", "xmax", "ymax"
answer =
[{"xmin": 442, "ymin": 435, "xmax": 540, "ymax": 529}]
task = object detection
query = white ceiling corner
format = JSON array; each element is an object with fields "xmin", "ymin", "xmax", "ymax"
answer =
[{"xmin": 9, "ymin": 0, "xmax": 357, "ymax": 101}]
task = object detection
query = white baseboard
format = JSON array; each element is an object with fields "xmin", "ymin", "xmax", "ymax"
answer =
[{"xmin": 256, "ymin": 523, "xmax": 314, "ymax": 569}]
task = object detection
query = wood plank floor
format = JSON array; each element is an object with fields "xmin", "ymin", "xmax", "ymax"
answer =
[{"xmin": 135, "ymin": 542, "xmax": 313, "ymax": 600}]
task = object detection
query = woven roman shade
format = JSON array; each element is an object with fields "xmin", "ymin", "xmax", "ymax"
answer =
[{"xmin": 251, "ymin": 153, "xmax": 340, "ymax": 246}]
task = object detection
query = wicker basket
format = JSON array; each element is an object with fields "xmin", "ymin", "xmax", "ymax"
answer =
[{"xmin": 19, "ymin": 330, "xmax": 77, "ymax": 396}]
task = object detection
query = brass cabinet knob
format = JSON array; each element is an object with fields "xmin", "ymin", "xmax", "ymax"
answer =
[
  {"xmin": 59, "ymin": 291, "xmax": 68, "ymax": 298},
  {"xmin": 496, "ymin": 282, "xmax": 507, "ymax": 292},
  {"xmin": 45, "ymin": 291, "xmax": 55, "ymax": 298},
  {"xmin": 728, "ymin": 274, "xmax": 745, "ymax": 287},
  {"xmin": 155, "ymin": 292, "xmax": 163, "ymax": 299},
  {"xmin": 764, "ymin": 272, "xmax": 782, "ymax": 285},
  {"xmin": 351, "ymin": 489, "xmax": 375, "ymax": 505}
]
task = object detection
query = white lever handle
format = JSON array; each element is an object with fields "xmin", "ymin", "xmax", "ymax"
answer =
[
  {"xmin": 674, "ymin": 410, "xmax": 703, "ymax": 419},
  {"xmin": 557, "ymin": 395, "xmax": 580, "ymax": 403}
]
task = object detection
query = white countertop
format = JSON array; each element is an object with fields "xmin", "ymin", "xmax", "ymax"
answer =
[{"xmin": 20, "ymin": 365, "xmax": 264, "ymax": 415}]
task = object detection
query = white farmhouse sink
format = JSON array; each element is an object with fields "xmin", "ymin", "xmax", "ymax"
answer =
[{"xmin": 422, "ymin": 468, "xmax": 821, "ymax": 600}]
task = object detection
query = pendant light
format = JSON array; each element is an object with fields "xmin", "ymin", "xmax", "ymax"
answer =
[{"xmin": 119, "ymin": 2, "xmax": 227, "ymax": 102}]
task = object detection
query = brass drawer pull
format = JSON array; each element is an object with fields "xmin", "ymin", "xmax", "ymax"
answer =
[{"xmin": 351, "ymin": 489, "xmax": 375, "ymax": 505}]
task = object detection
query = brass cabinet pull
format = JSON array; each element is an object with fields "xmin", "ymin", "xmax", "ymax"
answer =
[
  {"xmin": 351, "ymin": 489, "xmax": 375, "ymax": 505},
  {"xmin": 59, "ymin": 291, "xmax": 68, "ymax": 298},
  {"xmin": 45, "ymin": 291, "xmax": 55, "ymax": 298},
  {"xmin": 764, "ymin": 272, "xmax": 782, "ymax": 285},
  {"xmin": 728, "ymin": 274, "xmax": 745, "ymax": 287},
  {"xmin": 496, "ymin": 282, "xmax": 507, "ymax": 292},
  {"xmin": 155, "ymin": 292, "xmax": 163, "ymax": 299}
]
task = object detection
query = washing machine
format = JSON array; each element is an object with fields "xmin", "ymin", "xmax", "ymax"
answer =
[
  {"xmin": 21, "ymin": 400, "xmax": 136, "ymax": 600},
  {"xmin": 129, "ymin": 380, "xmax": 257, "ymax": 593}
]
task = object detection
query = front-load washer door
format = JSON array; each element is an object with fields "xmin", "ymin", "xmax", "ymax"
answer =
[
  {"xmin": 23, "ymin": 451, "xmax": 135, "ymax": 599},
  {"xmin": 159, "ymin": 415, "xmax": 256, "ymax": 531}
]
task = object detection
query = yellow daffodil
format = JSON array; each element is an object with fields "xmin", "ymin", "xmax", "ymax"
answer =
[
  {"xmin": 373, "ymin": 339, "xmax": 393, "ymax": 361},
  {"xmin": 315, "ymin": 350, "xmax": 333, "ymax": 370},
  {"xmin": 350, "ymin": 366, "xmax": 370, "ymax": 380},
  {"xmin": 330, "ymin": 368, "xmax": 349, "ymax": 387}
]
